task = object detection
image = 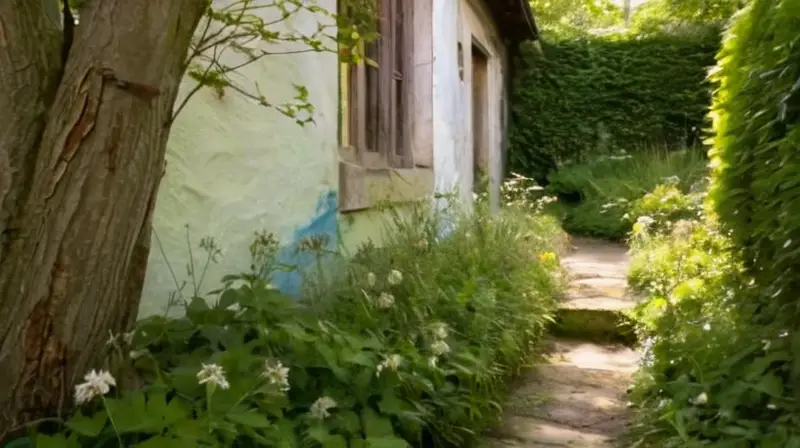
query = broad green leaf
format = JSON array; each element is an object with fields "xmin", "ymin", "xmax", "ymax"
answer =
[
  {"xmin": 65, "ymin": 410, "xmax": 107, "ymax": 437},
  {"xmin": 227, "ymin": 410, "xmax": 272, "ymax": 428}
]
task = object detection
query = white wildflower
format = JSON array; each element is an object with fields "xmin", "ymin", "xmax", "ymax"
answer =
[
  {"xmin": 196, "ymin": 363, "xmax": 230, "ymax": 390},
  {"xmin": 387, "ymin": 269, "xmax": 403, "ymax": 285},
  {"xmin": 74, "ymin": 370, "xmax": 117, "ymax": 405},
  {"xmin": 702, "ymin": 323, "xmax": 711, "ymax": 331},
  {"xmin": 367, "ymin": 272, "xmax": 377, "ymax": 287},
  {"xmin": 377, "ymin": 292, "xmax": 395, "ymax": 309},
  {"xmin": 310, "ymin": 396, "xmax": 337, "ymax": 419},
  {"xmin": 431, "ymin": 323, "xmax": 449, "ymax": 340},
  {"xmin": 376, "ymin": 354, "xmax": 402, "ymax": 377},
  {"xmin": 428, "ymin": 356, "xmax": 439, "ymax": 369},
  {"xmin": 431, "ymin": 340, "xmax": 450, "ymax": 356},
  {"xmin": 261, "ymin": 360, "xmax": 290, "ymax": 392},
  {"xmin": 662, "ymin": 175, "xmax": 681, "ymax": 185},
  {"xmin": 693, "ymin": 392, "xmax": 708, "ymax": 405},
  {"xmin": 636, "ymin": 216, "xmax": 655, "ymax": 226}
]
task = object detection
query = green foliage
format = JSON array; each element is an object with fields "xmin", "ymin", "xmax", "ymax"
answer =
[
  {"xmin": 28, "ymin": 198, "xmax": 565, "ymax": 447},
  {"xmin": 544, "ymin": 148, "xmax": 707, "ymax": 239},
  {"xmin": 623, "ymin": 182, "xmax": 800, "ymax": 446},
  {"xmin": 508, "ymin": 34, "xmax": 718, "ymax": 183},
  {"xmin": 708, "ymin": 0, "xmax": 800, "ymax": 318},
  {"xmin": 529, "ymin": 0, "xmax": 624, "ymax": 39}
]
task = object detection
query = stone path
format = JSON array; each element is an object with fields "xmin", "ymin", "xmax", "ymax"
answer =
[{"xmin": 485, "ymin": 237, "xmax": 640, "ymax": 447}]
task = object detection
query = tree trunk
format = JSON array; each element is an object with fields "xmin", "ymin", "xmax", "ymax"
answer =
[{"xmin": 0, "ymin": 0, "xmax": 206, "ymax": 438}]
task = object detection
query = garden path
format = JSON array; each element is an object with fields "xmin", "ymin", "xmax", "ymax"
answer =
[{"xmin": 484, "ymin": 237, "xmax": 640, "ymax": 447}]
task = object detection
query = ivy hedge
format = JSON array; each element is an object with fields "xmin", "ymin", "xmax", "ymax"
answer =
[
  {"xmin": 709, "ymin": 0, "xmax": 800, "ymax": 319},
  {"xmin": 509, "ymin": 33, "xmax": 719, "ymax": 182}
]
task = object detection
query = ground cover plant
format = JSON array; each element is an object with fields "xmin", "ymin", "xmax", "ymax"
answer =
[
  {"xmin": 19, "ymin": 192, "xmax": 566, "ymax": 447},
  {"xmin": 544, "ymin": 148, "xmax": 707, "ymax": 240}
]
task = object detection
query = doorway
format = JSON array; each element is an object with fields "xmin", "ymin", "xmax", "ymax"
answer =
[{"xmin": 471, "ymin": 40, "xmax": 489, "ymax": 193}]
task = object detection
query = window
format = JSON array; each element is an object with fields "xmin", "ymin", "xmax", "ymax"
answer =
[{"xmin": 344, "ymin": 0, "xmax": 413, "ymax": 169}]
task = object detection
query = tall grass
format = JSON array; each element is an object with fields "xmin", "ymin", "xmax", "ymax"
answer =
[{"xmin": 545, "ymin": 147, "xmax": 708, "ymax": 239}]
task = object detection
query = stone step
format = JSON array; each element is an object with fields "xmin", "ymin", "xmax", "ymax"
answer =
[
  {"xmin": 486, "ymin": 340, "xmax": 639, "ymax": 447},
  {"xmin": 485, "ymin": 417, "xmax": 615, "ymax": 447}
]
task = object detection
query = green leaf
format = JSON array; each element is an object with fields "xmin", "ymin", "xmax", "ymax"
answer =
[
  {"xmin": 321, "ymin": 435, "xmax": 348, "ymax": 448},
  {"xmin": 65, "ymin": 410, "xmax": 108, "ymax": 437},
  {"xmin": 365, "ymin": 436, "xmax": 409, "ymax": 448},
  {"xmin": 35, "ymin": 435, "xmax": 79, "ymax": 448},
  {"xmin": 133, "ymin": 436, "xmax": 188, "ymax": 448},
  {"xmin": 227, "ymin": 410, "xmax": 272, "ymax": 428},
  {"xmin": 361, "ymin": 408, "xmax": 394, "ymax": 438}
]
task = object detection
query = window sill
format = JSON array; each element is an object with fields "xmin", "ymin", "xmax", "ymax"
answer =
[{"xmin": 339, "ymin": 160, "xmax": 433, "ymax": 213}]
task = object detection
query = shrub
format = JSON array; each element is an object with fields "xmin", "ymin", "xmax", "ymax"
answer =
[
  {"xmin": 545, "ymin": 148, "xmax": 707, "ymax": 239},
  {"xmin": 24, "ymin": 199, "xmax": 565, "ymax": 447},
  {"xmin": 626, "ymin": 181, "xmax": 800, "ymax": 446},
  {"xmin": 508, "ymin": 34, "xmax": 718, "ymax": 183}
]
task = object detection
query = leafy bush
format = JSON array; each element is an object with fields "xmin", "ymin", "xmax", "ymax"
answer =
[
  {"xmin": 626, "ymin": 181, "xmax": 800, "ymax": 446},
  {"xmin": 508, "ymin": 34, "xmax": 718, "ymax": 183},
  {"xmin": 25, "ymin": 199, "xmax": 565, "ymax": 447},
  {"xmin": 545, "ymin": 148, "xmax": 707, "ymax": 239}
]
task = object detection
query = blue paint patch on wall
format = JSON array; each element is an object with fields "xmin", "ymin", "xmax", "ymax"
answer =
[{"xmin": 270, "ymin": 190, "xmax": 339, "ymax": 296}]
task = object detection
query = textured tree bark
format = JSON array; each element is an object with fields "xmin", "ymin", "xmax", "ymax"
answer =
[{"xmin": 0, "ymin": 0, "xmax": 206, "ymax": 438}]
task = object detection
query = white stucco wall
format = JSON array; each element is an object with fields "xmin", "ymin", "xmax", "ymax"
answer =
[
  {"xmin": 433, "ymin": 0, "xmax": 463, "ymax": 203},
  {"xmin": 140, "ymin": 0, "xmax": 339, "ymax": 317},
  {"xmin": 433, "ymin": 0, "xmax": 509, "ymax": 211}
]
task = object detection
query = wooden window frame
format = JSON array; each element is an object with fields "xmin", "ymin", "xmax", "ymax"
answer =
[{"xmin": 346, "ymin": 0, "xmax": 414, "ymax": 169}]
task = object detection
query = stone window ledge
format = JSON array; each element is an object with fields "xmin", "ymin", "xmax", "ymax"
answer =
[{"xmin": 338, "ymin": 160, "xmax": 434, "ymax": 213}]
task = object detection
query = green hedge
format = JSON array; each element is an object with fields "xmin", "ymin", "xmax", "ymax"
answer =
[
  {"xmin": 509, "ymin": 34, "xmax": 719, "ymax": 182},
  {"xmin": 709, "ymin": 0, "xmax": 800, "ymax": 316}
]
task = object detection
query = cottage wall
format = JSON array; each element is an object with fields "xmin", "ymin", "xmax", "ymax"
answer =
[
  {"xmin": 140, "ymin": 0, "xmax": 340, "ymax": 316},
  {"xmin": 434, "ymin": 0, "xmax": 509, "ymax": 210}
]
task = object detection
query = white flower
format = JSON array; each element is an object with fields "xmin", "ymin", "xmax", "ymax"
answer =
[
  {"xmin": 367, "ymin": 272, "xmax": 377, "ymax": 287},
  {"xmin": 431, "ymin": 323, "xmax": 449, "ymax": 340},
  {"xmin": 196, "ymin": 363, "xmax": 230, "ymax": 390},
  {"xmin": 376, "ymin": 354, "xmax": 402, "ymax": 377},
  {"xmin": 431, "ymin": 340, "xmax": 450, "ymax": 356},
  {"xmin": 310, "ymin": 396, "xmax": 337, "ymax": 419},
  {"xmin": 693, "ymin": 392, "xmax": 708, "ymax": 405},
  {"xmin": 387, "ymin": 269, "xmax": 403, "ymax": 285},
  {"xmin": 74, "ymin": 370, "xmax": 117, "ymax": 405},
  {"xmin": 262, "ymin": 360, "xmax": 290, "ymax": 392},
  {"xmin": 636, "ymin": 216, "xmax": 655, "ymax": 226},
  {"xmin": 428, "ymin": 356, "xmax": 439, "ymax": 369},
  {"xmin": 377, "ymin": 292, "xmax": 395, "ymax": 309}
]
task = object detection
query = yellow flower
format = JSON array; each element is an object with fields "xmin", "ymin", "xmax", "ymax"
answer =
[{"xmin": 538, "ymin": 251, "xmax": 557, "ymax": 264}]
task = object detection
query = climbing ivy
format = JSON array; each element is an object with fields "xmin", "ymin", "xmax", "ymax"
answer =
[
  {"xmin": 508, "ymin": 33, "xmax": 719, "ymax": 183},
  {"xmin": 709, "ymin": 0, "xmax": 800, "ymax": 316}
]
